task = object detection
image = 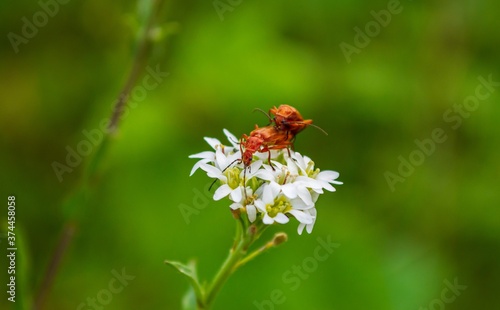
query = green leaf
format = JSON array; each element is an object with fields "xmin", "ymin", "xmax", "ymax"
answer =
[
  {"xmin": 165, "ymin": 260, "xmax": 197, "ymax": 280},
  {"xmin": 181, "ymin": 287, "xmax": 197, "ymax": 310},
  {"xmin": 165, "ymin": 260, "xmax": 204, "ymax": 307}
]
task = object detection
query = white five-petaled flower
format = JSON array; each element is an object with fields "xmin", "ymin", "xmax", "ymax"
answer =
[
  {"xmin": 254, "ymin": 182, "xmax": 314, "ymax": 226},
  {"xmin": 189, "ymin": 129, "xmax": 342, "ymax": 234},
  {"xmin": 257, "ymin": 162, "xmax": 315, "ymax": 207},
  {"xmin": 189, "ymin": 129, "xmax": 241, "ymax": 176},
  {"xmin": 229, "ymin": 187, "xmax": 259, "ymax": 222},
  {"xmin": 286, "ymin": 152, "xmax": 343, "ymax": 193}
]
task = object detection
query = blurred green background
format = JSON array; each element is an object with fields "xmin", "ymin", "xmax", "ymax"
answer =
[{"xmin": 1, "ymin": 0, "xmax": 500, "ymax": 309}]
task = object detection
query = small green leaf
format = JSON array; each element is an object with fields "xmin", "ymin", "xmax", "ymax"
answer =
[
  {"xmin": 165, "ymin": 260, "xmax": 204, "ymax": 307},
  {"xmin": 165, "ymin": 260, "xmax": 197, "ymax": 279}
]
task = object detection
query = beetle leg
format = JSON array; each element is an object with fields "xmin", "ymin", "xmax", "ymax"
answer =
[{"xmin": 268, "ymin": 150, "xmax": 275, "ymax": 171}]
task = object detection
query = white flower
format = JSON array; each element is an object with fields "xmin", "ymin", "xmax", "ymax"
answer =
[
  {"xmin": 230, "ymin": 188, "xmax": 258, "ymax": 222},
  {"xmin": 257, "ymin": 159, "xmax": 314, "ymax": 207},
  {"xmin": 189, "ymin": 129, "xmax": 266, "ymax": 202},
  {"xmin": 189, "ymin": 129, "xmax": 241, "ymax": 176},
  {"xmin": 288, "ymin": 152, "xmax": 343, "ymax": 194},
  {"xmin": 254, "ymin": 182, "xmax": 314, "ymax": 226},
  {"xmin": 199, "ymin": 157, "xmax": 263, "ymax": 202},
  {"xmin": 297, "ymin": 208, "xmax": 317, "ymax": 235}
]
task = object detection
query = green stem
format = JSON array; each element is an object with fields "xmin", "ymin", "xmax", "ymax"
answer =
[
  {"xmin": 235, "ymin": 232, "xmax": 287, "ymax": 271},
  {"xmin": 203, "ymin": 225, "xmax": 253, "ymax": 308},
  {"xmin": 234, "ymin": 241, "xmax": 272, "ymax": 270}
]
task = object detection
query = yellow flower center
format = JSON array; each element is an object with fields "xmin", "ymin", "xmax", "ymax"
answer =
[
  {"xmin": 225, "ymin": 167, "xmax": 241, "ymax": 189},
  {"xmin": 266, "ymin": 196, "xmax": 292, "ymax": 218}
]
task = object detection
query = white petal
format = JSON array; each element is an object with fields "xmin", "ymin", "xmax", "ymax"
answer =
[
  {"xmin": 254, "ymin": 200, "xmax": 266, "ymax": 212},
  {"xmin": 317, "ymin": 170, "xmax": 340, "ymax": 181},
  {"xmin": 200, "ymin": 164, "xmax": 226, "ymax": 181},
  {"xmin": 252, "ymin": 169, "xmax": 275, "ymax": 182},
  {"xmin": 288, "ymin": 209, "xmax": 313, "ymax": 224},
  {"xmin": 302, "ymin": 154, "xmax": 313, "ymax": 166},
  {"xmin": 297, "ymin": 186, "xmax": 313, "ymax": 206},
  {"xmin": 270, "ymin": 161, "xmax": 284, "ymax": 170},
  {"xmin": 320, "ymin": 181, "xmax": 335, "ymax": 192},
  {"xmin": 247, "ymin": 205, "xmax": 257, "ymax": 222},
  {"xmin": 230, "ymin": 202, "xmax": 242, "ymax": 210},
  {"xmin": 213, "ymin": 184, "xmax": 232, "ymax": 201},
  {"xmin": 263, "ymin": 213, "xmax": 274, "ymax": 224},
  {"xmin": 308, "ymin": 208, "xmax": 317, "ymax": 218},
  {"xmin": 311, "ymin": 187, "xmax": 325, "ymax": 194},
  {"xmin": 243, "ymin": 187, "xmax": 254, "ymax": 198},
  {"xmin": 297, "ymin": 223, "xmax": 306, "ymax": 235},
  {"xmin": 311, "ymin": 192, "xmax": 320, "ymax": 203},
  {"xmin": 262, "ymin": 182, "xmax": 280, "ymax": 204},
  {"xmin": 223, "ymin": 129, "xmax": 240, "ymax": 148},
  {"xmin": 293, "ymin": 152, "xmax": 306, "ymax": 171},
  {"xmin": 269, "ymin": 181, "xmax": 281, "ymax": 197},
  {"xmin": 189, "ymin": 151, "xmax": 215, "ymax": 159},
  {"xmin": 274, "ymin": 213, "xmax": 289, "ymax": 224},
  {"xmin": 285, "ymin": 157, "xmax": 299, "ymax": 175},
  {"xmin": 230, "ymin": 187, "xmax": 242, "ymax": 202},
  {"xmin": 254, "ymin": 184, "xmax": 266, "ymax": 197},
  {"xmin": 306, "ymin": 223, "xmax": 314, "ymax": 234},
  {"xmin": 262, "ymin": 185, "xmax": 274, "ymax": 204},
  {"xmin": 248, "ymin": 160, "xmax": 263, "ymax": 175},
  {"xmin": 204, "ymin": 137, "xmax": 222, "ymax": 149},
  {"xmin": 306, "ymin": 210, "xmax": 317, "ymax": 233},
  {"xmin": 227, "ymin": 152, "xmax": 242, "ymax": 166},
  {"xmin": 290, "ymin": 197, "xmax": 313, "ymax": 210},
  {"xmin": 189, "ymin": 159, "xmax": 211, "ymax": 176},
  {"xmin": 281, "ymin": 183, "xmax": 298, "ymax": 199},
  {"xmin": 296, "ymin": 176, "xmax": 322, "ymax": 190},
  {"xmin": 215, "ymin": 148, "xmax": 228, "ymax": 170}
]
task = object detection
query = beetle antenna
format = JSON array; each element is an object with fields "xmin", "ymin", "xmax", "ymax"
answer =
[
  {"xmin": 253, "ymin": 108, "xmax": 273, "ymax": 124},
  {"xmin": 286, "ymin": 120, "xmax": 328, "ymax": 135},
  {"xmin": 208, "ymin": 179, "xmax": 218, "ymax": 191},
  {"xmin": 308, "ymin": 123, "xmax": 328, "ymax": 135},
  {"xmin": 228, "ymin": 136, "xmax": 239, "ymax": 145}
]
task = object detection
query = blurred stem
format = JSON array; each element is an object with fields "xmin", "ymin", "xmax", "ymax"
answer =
[
  {"xmin": 34, "ymin": 1, "xmax": 165, "ymax": 309},
  {"xmin": 33, "ymin": 222, "xmax": 77, "ymax": 310},
  {"xmin": 108, "ymin": 0, "xmax": 165, "ymax": 133}
]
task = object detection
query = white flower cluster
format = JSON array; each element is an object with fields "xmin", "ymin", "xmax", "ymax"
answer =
[{"xmin": 189, "ymin": 129, "xmax": 342, "ymax": 234}]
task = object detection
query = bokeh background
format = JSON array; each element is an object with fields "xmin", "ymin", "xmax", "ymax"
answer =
[{"xmin": 1, "ymin": 0, "xmax": 500, "ymax": 309}]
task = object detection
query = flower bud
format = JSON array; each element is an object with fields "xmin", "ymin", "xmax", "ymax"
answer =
[{"xmin": 272, "ymin": 233, "xmax": 288, "ymax": 247}]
